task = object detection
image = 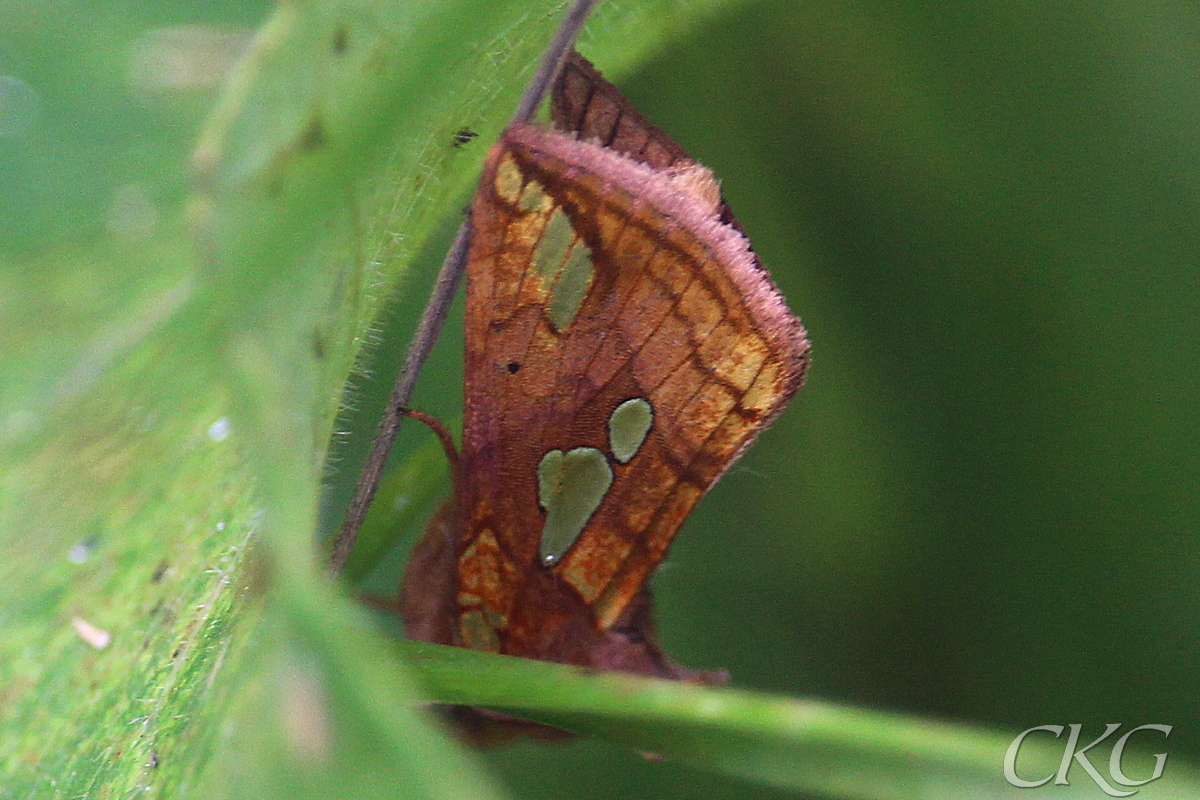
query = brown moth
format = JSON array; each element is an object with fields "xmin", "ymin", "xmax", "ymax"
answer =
[{"xmin": 401, "ymin": 52, "xmax": 809, "ymax": 708}]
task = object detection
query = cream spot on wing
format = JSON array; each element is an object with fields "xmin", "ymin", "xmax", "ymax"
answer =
[
  {"xmin": 494, "ymin": 153, "xmax": 524, "ymax": 204},
  {"xmin": 537, "ymin": 447, "xmax": 612, "ymax": 565},
  {"xmin": 608, "ymin": 398, "xmax": 653, "ymax": 464},
  {"xmin": 517, "ymin": 178, "xmax": 551, "ymax": 213},
  {"xmin": 458, "ymin": 610, "xmax": 501, "ymax": 652},
  {"xmin": 532, "ymin": 207, "xmax": 594, "ymax": 329}
]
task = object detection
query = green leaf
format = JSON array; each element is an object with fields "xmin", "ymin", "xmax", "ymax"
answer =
[
  {"xmin": 196, "ymin": 577, "xmax": 502, "ymax": 800},
  {"xmin": 0, "ymin": 1, "xmax": 742, "ymax": 797}
]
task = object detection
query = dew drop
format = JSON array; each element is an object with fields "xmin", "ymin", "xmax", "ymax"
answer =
[
  {"xmin": 67, "ymin": 536, "xmax": 99, "ymax": 564},
  {"xmin": 207, "ymin": 416, "xmax": 230, "ymax": 442}
]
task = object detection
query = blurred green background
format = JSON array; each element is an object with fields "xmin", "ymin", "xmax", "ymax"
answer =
[{"xmin": 4, "ymin": 0, "xmax": 1198, "ymax": 797}]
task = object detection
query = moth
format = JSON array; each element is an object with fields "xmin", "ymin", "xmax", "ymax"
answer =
[{"xmin": 401, "ymin": 52, "xmax": 809, "ymax": 692}]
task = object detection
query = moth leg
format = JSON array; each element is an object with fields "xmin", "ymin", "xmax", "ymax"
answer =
[
  {"xmin": 399, "ymin": 408, "xmax": 461, "ymax": 492},
  {"xmin": 396, "ymin": 408, "xmax": 464, "ymax": 647}
]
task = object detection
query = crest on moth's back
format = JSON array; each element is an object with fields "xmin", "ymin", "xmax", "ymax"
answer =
[{"xmin": 401, "ymin": 52, "xmax": 809, "ymax": 691}]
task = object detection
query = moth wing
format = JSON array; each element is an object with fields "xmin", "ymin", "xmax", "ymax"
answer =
[{"xmin": 458, "ymin": 123, "xmax": 808, "ymax": 658}]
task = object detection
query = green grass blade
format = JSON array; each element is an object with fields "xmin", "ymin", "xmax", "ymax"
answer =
[{"xmin": 404, "ymin": 641, "xmax": 1200, "ymax": 800}]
